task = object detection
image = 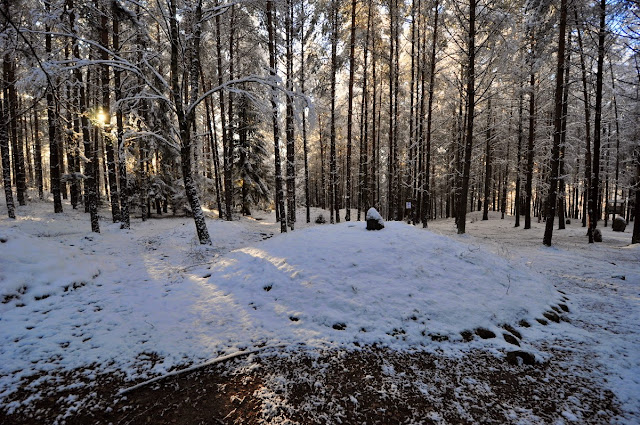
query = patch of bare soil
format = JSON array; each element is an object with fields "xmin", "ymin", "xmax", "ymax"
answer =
[{"xmin": 0, "ymin": 347, "xmax": 619, "ymax": 424}]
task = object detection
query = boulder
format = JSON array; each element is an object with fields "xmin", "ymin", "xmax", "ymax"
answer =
[
  {"xmin": 366, "ymin": 207, "xmax": 385, "ymax": 230},
  {"xmin": 594, "ymin": 228, "xmax": 603, "ymax": 242},
  {"xmin": 612, "ymin": 217, "xmax": 626, "ymax": 232}
]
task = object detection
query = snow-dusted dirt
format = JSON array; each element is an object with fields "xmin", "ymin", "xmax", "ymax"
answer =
[{"xmin": 1, "ymin": 199, "xmax": 638, "ymax": 424}]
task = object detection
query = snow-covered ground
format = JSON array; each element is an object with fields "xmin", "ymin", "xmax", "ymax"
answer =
[{"xmin": 1, "ymin": 198, "xmax": 639, "ymax": 423}]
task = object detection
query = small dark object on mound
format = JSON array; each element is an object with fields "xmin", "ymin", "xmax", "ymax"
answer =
[
  {"xmin": 429, "ymin": 333, "xmax": 449, "ymax": 342},
  {"xmin": 366, "ymin": 207, "xmax": 385, "ymax": 230},
  {"xmin": 506, "ymin": 350, "xmax": 536, "ymax": 366},
  {"xmin": 536, "ymin": 318, "xmax": 548, "ymax": 326},
  {"xmin": 543, "ymin": 311, "xmax": 560, "ymax": 323},
  {"xmin": 315, "ymin": 214, "xmax": 327, "ymax": 224},
  {"xmin": 559, "ymin": 304, "xmax": 570, "ymax": 312},
  {"xmin": 503, "ymin": 333, "xmax": 520, "ymax": 346},
  {"xmin": 460, "ymin": 330, "xmax": 474, "ymax": 342},
  {"xmin": 594, "ymin": 228, "xmax": 603, "ymax": 242},
  {"xmin": 475, "ymin": 328, "xmax": 496, "ymax": 339},
  {"xmin": 332, "ymin": 323, "xmax": 346, "ymax": 330},
  {"xmin": 612, "ymin": 217, "xmax": 626, "ymax": 232},
  {"xmin": 502, "ymin": 324, "xmax": 522, "ymax": 339},
  {"xmin": 518, "ymin": 319, "xmax": 531, "ymax": 328}
]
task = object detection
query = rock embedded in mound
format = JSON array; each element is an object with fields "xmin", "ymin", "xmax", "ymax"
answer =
[
  {"xmin": 366, "ymin": 207, "xmax": 385, "ymax": 230},
  {"xmin": 612, "ymin": 217, "xmax": 626, "ymax": 232},
  {"xmin": 506, "ymin": 350, "xmax": 537, "ymax": 366}
]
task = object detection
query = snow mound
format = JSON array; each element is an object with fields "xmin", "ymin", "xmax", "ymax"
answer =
[
  {"xmin": 0, "ymin": 228, "xmax": 100, "ymax": 306},
  {"xmin": 206, "ymin": 221, "xmax": 559, "ymax": 348}
]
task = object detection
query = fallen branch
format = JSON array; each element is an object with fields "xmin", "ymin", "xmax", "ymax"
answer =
[{"xmin": 118, "ymin": 344, "xmax": 286, "ymax": 395}]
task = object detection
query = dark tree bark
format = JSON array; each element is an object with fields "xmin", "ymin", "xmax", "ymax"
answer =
[
  {"xmin": 285, "ymin": 0, "xmax": 296, "ymax": 228},
  {"xmin": 201, "ymin": 75, "xmax": 224, "ymax": 219},
  {"xmin": 267, "ymin": 0, "xmax": 287, "ymax": 233},
  {"xmin": 169, "ymin": 0, "xmax": 211, "ymax": 244},
  {"xmin": 371, "ymin": 15, "xmax": 378, "ymax": 210},
  {"xmin": 33, "ymin": 105, "xmax": 44, "ymax": 200},
  {"xmin": 422, "ymin": 0, "xmax": 439, "ymax": 227},
  {"xmin": 329, "ymin": 2, "xmax": 339, "ymax": 224},
  {"xmin": 558, "ymin": 29, "xmax": 572, "ymax": 230},
  {"xmin": 633, "ymin": 153, "xmax": 640, "ymax": 243},
  {"xmin": 4, "ymin": 56, "xmax": 26, "ymax": 206},
  {"xmin": 300, "ymin": 0, "xmax": 311, "ymax": 223},
  {"xmin": 588, "ymin": 0, "xmax": 606, "ymax": 243},
  {"xmin": 575, "ymin": 11, "xmax": 593, "ymax": 234},
  {"xmin": 525, "ymin": 60, "xmax": 535, "ymax": 230},
  {"xmin": 543, "ymin": 0, "xmax": 567, "ymax": 246},
  {"xmin": 457, "ymin": 0, "xmax": 476, "ymax": 235},
  {"xmin": 113, "ymin": 10, "xmax": 129, "ymax": 229},
  {"xmin": 482, "ymin": 97, "xmax": 492, "ymax": 221},
  {"xmin": 387, "ymin": 0, "xmax": 396, "ymax": 220},
  {"xmin": 99, "ymin": 8, "xmax": 120, "ymax": 223},
  {"xmin": 69, "ymin": 0, "xmax": 98, "ymax": 232},
  {"xmin": 45, "ymin": 0, "xmax": 62, "ymax": 213},
  {"xmin": 392, "ymin": 0, "xmax": 400, "ymax": 220},
  {"xmin": 227, "ymin": 5, "xmax": 236, "ymax": 221},
  {"xmin": 345, "ymin": 0, "xmax": 357, "ymax": 221},
  {"xmin": 1, "ymin": 71, "xmax": 15, "ymax": 218},
  {"xmin": 358, "ymin": 0, "xmax": 372, "ymax": 220},
  {"xmin": 215, "ymin": 7, "xmax": 232, "ymax": 221}
]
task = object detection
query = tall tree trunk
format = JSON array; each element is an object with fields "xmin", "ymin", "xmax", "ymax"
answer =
[
  {"xmin": 45, "ymin": 0, "xmax": 63, "ymax": 213},
  {"xmin": 267, "ymin": 0, "xmax": 287, "ymax": 233},
  {"xmin": 345, "ymin": 0, "xmax": 357, "ymax": 221},
  {"xmin": 169, "ymin": 0, "xmax": 210, "ymax": 244},
  {"xmin": 543, "ymin": 0, "xmax": 567, "ymax": 246},
  {"xmin": 201, "ymin": 74, "xmax": 224, "ymax": 219},
  {"xmin": 113, "ymin": 11, "xmax": 129, "ymax": 229},
  {"xmin": 502, "ymin": 106, "xmax": 511, "ymax": 220},
  {"xmin": 525, "ymin": 55, "xmax": 535, "ymax": 230},
  {"xmin": 226, "ymin": 5, "xmax": 236, "ymax": 221},
  {"xmin": 387, "ymin": 0, "xmax": 396, "ymax": 220},
  {"xmin": 359, "ymin": 0, "xmax": 372, "ymax": 220},
  {"xmin": 408, "ymin": 0, "xmax": 417, "ymax": 224},
  {"xmin": 609, "ymin": 57, "xmax": 621, "ymax": 227},
  {"xmin": 482, "ymin": 97, "xmax": 492, "ymax": 221},
  {"xmin": 457, "ymin": 0, "xmax": 476, "ymax": 234},
  {"xmin": 319, "ymin": 115, "xmax": 326, "ymax": 210},
  {"xmin": 69, "ymin": 0, "xmax": 98, "ymax": 231},
  {"xmin": 422, "ymin": 0, "xmax": 439, "ymax": 227},
  {"xmin": 589, "ymin": 0, "xmax": 606, "ymax": 242},
  {"xmin": 558, "ymin": 28, "xmax": 572, "ymax": 230},
  {"xmin": 575, "ymin": 11, "xmax": 593, "ymax": 235},
  {"xmin": 33, "ymin": 105, "xmax": 44, "ymax": 200},
  {"xmin": 371, "ymin": 15, "xmax": 378, "ymax": 210},
  {"xmin": 4, "ymin": 56, "xmax": 26, "ymax": 206},
  {"xmin": 99, "ymin": 7, "xmax": 120, "ymax": 222},
  {"xmin": 300, "ymin": 1, "xmax": 311, "ymax": 223},
  {"xmin": 392, "ymin": 0, "xmax": 400, "ymax": 220},
  {"xmin": 1, "ymin": 70, "xmax": 15, "ymax": 218},
  {"xmin": 330, "ymin": 2, "xmax": 339, "ymax": 223},
  {"xmin": 285, "ymin": 0, "xmax": 296, "ymax": 228},
  {"xmin": 215, "ymin": 7, "xmax": 232, "ymax": 221}
]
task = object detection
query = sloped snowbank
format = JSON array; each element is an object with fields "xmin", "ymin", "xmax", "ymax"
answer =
[
  {"xmin": 203, "ymin": 221, "xmax": 559, "ymax": 348},
  {"xmin": 0, "ymin": 227, "xmax": 100, "ymax": 305}
]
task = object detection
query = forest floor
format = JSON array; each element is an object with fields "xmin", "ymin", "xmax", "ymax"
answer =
[{"xmin": 1, "ymin": 198, "xmax": 639, "ymax": 424}]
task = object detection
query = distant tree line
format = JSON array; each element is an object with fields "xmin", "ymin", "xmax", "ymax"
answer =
[{"xmin": 1, "ymin": 0, "xmax": 639, "ymax": 245}]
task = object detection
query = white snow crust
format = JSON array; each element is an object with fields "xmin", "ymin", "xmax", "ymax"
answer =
[{"xmin": 1, "ymin": 202, "xmax": 639, "ymax": 422}]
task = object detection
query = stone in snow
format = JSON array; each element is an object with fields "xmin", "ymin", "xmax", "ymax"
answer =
[{"xmin": 366, "ymin": 207, "xmax": 384, "ymax": 231}]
